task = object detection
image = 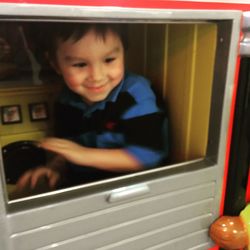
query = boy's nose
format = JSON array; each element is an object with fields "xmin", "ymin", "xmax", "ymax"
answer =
[{"xmin": 88, "ymin": 64, "xmax": 104, "ymax": 82}]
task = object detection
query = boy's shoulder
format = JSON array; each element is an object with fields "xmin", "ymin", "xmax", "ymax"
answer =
[
  {"xmin": 123, "ymin": 72, "xmax": 150, "ymax": 87},
  {"xmin": 122, "ymin": 72, "xmax": 155, "ymax": 99}
]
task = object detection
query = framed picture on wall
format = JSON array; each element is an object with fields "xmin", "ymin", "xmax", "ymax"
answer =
[
  {"xmin": 29, "ymin": 102, "xmax": 49, "ymax": 121},
  {"xmin": 1, "ymin": 105, "xmax": 22, "ymax": 124}
]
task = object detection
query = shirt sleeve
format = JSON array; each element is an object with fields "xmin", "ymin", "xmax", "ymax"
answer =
[{"xmin": 118, "ymin": 75, "xmax": 169, "ymax": 168}]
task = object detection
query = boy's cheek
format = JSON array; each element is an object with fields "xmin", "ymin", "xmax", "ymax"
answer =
[
  {"xmin": 63, "ymin": 75, "xmax": 82, "ymax": 88},
  {"xmin": 110, "ymin": 64, "xmax": 124, "ymax": 78}
]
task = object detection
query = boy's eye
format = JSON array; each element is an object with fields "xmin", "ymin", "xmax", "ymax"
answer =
[
  {"xmin": 105, "ymin": 57, "xmax": 116, "ymax": 63},
  {"xmin": 72, "ymin": 62, "xmax": 87, "ymax": 68}
]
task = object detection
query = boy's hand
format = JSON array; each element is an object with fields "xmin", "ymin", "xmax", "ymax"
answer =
[
  {"xmin": 39, "ymin": 138, "xmax": 85, "ymax": 166},
  {"xmin": 16, "ymin": 167, "xmax": 60, "ymax": 190}
]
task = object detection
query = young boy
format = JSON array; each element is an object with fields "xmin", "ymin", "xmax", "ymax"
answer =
[{"xmin": 17, "ymin": 23, "xmax": 168, "ymax": 189}]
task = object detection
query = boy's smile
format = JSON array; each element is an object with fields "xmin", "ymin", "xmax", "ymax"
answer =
[{"xmin": 53, "ymin": 29, "xmax": 125, "ymax": 105}]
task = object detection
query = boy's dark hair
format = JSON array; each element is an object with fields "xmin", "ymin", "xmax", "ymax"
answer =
[{"xmin": 43, "ymin": 22, "xmax": 128, "ymax": 61}]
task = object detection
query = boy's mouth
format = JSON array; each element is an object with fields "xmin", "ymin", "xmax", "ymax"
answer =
[{"xmin": 85, "ymin": 84, "xmax": 107, "ymax": 92}]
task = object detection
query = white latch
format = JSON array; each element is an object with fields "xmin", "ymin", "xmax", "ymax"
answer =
[{"xmin": 107, "ymin": 183, "xmax": 150, "ymax": 203}]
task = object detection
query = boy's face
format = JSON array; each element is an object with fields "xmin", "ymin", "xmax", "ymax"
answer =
[{"xmin": 53, "ymin": 29, "xmax": 125, "ymax": 105}]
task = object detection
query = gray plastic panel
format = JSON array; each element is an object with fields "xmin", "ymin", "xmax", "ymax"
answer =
[
  {"xmin": 8, "ymin": 166, "xmax": 216, "ymax": 234},
  {"xmin": 35, "ymin": 216, "xmax": 212, "ymax": 250},
  {"xmin": 189, "ymin": 243, "xmax": 213, "ymax": 250},
  {"xmin": 142, "ymin": 230, "xmax": 211, "ymax": 250},
  {"xmin": 9, "ymin": 168, "xmax": 215, "ymax": 250}
]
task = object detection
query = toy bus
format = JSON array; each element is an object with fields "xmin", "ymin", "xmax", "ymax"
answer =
[{"xmin": 0, "ymin": 0, "xmax": 249, "ymax": 249}]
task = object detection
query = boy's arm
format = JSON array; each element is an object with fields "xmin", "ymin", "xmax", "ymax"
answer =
[{"xmin": 39, "ymin": 138, "xmax": 143, "ymax": 172}]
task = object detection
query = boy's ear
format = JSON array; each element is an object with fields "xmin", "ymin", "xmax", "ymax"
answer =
[{"xmin": 45, "ymin": 51, "xmax": 61, "ymax": 75}]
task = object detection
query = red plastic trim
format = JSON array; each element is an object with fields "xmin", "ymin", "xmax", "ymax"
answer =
[
  {"xmin": 208, "ymin": 246, "xmax": 219, "ymax": 250},
  {"xmin": 246, "ymin": 168, "xmax": 250, "ymax": 202},
  {"xmin": 0, "ymin": 0, "xmax": 250, "ymax": 11}
]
